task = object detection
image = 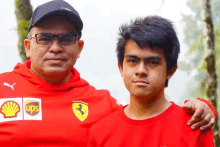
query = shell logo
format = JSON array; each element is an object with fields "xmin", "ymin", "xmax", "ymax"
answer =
[{"xmin": 0, "ymin": 101, "xmax": 20, "ymax": 118}]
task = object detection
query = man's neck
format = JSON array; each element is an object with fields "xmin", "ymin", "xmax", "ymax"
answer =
[{"xmin": 124, "ymin": 92, "xmax": 171, "ymax": 120}]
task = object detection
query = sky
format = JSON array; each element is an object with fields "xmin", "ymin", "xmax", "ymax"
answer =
[{"xmin": 0, "ymin": 0, "xmax": 193, "ymax": 105}]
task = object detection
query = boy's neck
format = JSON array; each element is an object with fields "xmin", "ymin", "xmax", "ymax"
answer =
[{"xmin": 124, "ymin": 92, "xmax": 171, "ymax": 120}]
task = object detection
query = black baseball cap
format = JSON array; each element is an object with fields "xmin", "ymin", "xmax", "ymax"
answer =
[{"xmin": 28, "ymin": 0, "xmax": 83, "ymax": 33}]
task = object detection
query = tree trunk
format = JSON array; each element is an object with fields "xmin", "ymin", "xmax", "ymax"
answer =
[
  {"xmin": 202, "ymin": 0, "xmax": 220, "ymax": 146},
  {"xmin": 15, "ymin": 0, "xmax": 33, "ymax": 63}
]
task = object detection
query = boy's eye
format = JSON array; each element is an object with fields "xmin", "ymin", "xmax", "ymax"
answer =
[
  {"xmin": 128, "ymin": 59, "xmax": 137, "ymax": 63},
  {"xmin": 148, "ymin": 61, "xmax": 159, "ymax": 65}
]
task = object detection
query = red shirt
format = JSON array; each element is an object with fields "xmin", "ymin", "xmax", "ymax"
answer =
[
  {"xmin": 88, "ymin": 103, "xmax": 214, "ymax": 147},
  {"xmin": 0, "ymin": 60, "xmax": 121, "ymax": 146}
]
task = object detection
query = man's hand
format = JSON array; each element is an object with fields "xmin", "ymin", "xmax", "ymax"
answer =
[{"xmin": 182, "ymin": 99, "xmax": 215, "ymax": 131}]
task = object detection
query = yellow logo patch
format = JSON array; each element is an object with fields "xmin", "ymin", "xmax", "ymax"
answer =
[
  {"xmin": 25, "ymin": 101, "xmax": 40, "ymax": 116},
  {"xmin": 72, "ymin": 101, "xmax": 88, "ymax": 121},
  {"xmin": 0, "ymin": 101, "xmax": 20, "ymax": 118}
]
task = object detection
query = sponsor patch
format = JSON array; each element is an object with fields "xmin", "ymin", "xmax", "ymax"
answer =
[
  {"xmin": 0, "ymin": 98, "xmax": 42, "ymax": 122},
  {"xmin": 0, "ymin": 101, "xmax": 20, "ymax": 118},
  {"xmin": 72, "ymin": 101, "xmax": 88, "ymax": 122},
  {"xmin": 25, "ymin": 101, "xmax": 40, "ymax": 116},
  {"xmin": 0, "ymin": 98, "xmax": 23, "ymax": 122},
  {"xmin": 23, "ymin": 98, "xmax": 42, "ymax": 120}
]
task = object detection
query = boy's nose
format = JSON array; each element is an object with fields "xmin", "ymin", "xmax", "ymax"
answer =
[{"xmin": 135, "ymin": 62, "xmax": 148, "ymax": 77}]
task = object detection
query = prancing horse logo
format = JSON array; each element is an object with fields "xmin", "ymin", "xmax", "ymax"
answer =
[
  {"xmin": 72, "ymin": 101, "xmax": 88, "ymax": 122},
  {"xmin": 77, "ymin": 104, "xmax": 85, "ymax": 116}
]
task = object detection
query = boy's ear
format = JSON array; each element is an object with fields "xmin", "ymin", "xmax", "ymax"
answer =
[
  {"xmin": 166, "ymin": 65, "xmax": 177, "ymax": 80},
  {"xmin": 118, "ymin": 62, "xmax": 123, "ymax": 77}
]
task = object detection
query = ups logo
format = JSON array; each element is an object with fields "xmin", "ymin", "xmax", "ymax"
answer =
[{"xmin": 25, "ymin": 101, "xmax": 39, "ymax": 116}]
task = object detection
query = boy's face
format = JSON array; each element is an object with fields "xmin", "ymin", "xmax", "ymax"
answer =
[{"xmin": 118, "ymin": 40, "xmax": 175, "ymax": 99}]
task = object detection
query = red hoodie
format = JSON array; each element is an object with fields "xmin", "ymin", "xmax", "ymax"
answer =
[{"xmin": 0, "ymin": 60, "xmax": 121, "ymax": 147}]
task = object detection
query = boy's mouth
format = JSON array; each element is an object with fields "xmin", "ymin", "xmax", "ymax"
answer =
[{"xmin": 133, "ymin": 80, "xmax": 149, "ymax": 86}]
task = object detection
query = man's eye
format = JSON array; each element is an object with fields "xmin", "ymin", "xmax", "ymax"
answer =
[
  {"xmin": 38, "ymin": 37, "xmax": 51, "ymax": 41},
  {"xmin": 59, "ymin": 35, "xmax": 75, "ymax": 44},
  {"xmin": 60, "ymin": 37, "xmax": 73, "ymax": 42},
  {"xmin": 38, "ymin": 34, "xmax": 52, "ymax": 41}
]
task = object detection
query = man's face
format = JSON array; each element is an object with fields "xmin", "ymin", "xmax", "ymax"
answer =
[
  {"xmin": 118, "ymin": 40, "xmax": 175, "ymax": 99},
  {"xmin": 24, "ymin": 17, "xmax": 83, "ymax": 78}
]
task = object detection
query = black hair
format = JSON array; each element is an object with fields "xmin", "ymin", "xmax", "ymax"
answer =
[{"xmin": 116, "ymin": 16, "xmax": 180, "ymax": 87}]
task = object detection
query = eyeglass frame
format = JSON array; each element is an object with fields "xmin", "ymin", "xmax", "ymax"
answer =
[{"xmin": 29, "ymin": 33, "xmax": 79, "ymax": 45}]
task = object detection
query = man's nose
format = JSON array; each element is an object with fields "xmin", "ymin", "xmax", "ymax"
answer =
[
  {"xmin": 48, "ymin": 38, "xmax": 63, "ymax": 53},
  {"xmin": 135, "ymin": 62, "xmax": 148, "ymax": 77}
]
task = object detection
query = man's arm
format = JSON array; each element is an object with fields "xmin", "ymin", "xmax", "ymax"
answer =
[
  {"xmin": 182, "ymin": 98, "xmax": 216, "ymax": 131},
  {"xmin": 87, "ymin": 130, "xmax": 97, "ymax": 147}
]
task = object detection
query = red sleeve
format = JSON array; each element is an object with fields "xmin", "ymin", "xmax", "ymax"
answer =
[
  {"xmin": 184, "ymin": 98, "xmax": 217, "ymax": 119},
  {"xmin": 196, "ymin": 129, "xmax": 214, "ymax": 147},
  {"xmin": 87, "ymin": 130, "xmax": 97, "ymax": 147}
]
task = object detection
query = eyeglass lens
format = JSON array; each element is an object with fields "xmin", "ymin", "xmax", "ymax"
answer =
[{"xmin": 36, "ymin": 33, "xmax": 77, "ymax": 45}]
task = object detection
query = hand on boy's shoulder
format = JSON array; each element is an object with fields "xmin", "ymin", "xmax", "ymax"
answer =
[{"xmin": 182, "ymin": 99, "xmax": 215, "ymax": 131}]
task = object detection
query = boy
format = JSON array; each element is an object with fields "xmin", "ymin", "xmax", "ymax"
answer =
[{"xmin": 87, "ymin": 16, "xmax": 214, "ymax": 147}]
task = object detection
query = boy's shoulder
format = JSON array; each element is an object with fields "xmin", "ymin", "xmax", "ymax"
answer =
[
  {"xmin": 90, "ymin": 103, "xmax": 190, "ymax": 128},
  {"xmin": 169, "ymin": 102, "xmax": 192, "ymax": 119},
  {"xmin": 89, "ymin": 103, "xmax": 190, "ymax": 131},
  {"xmin": 89, "ymin": 107, "xmax": 122, "ymax": 132},
  {"xmin": 166, "ymin": 103, "xmax": 194, "ymax": 127}
]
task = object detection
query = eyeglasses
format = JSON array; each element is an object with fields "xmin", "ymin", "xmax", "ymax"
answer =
[{"xmin": 29, "ymin": 33, "xmax": 78, "ymax": 45}]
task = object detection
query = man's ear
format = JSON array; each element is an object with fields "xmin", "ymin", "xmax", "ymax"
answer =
[
  {"xmin": 24, "ymin": 39, "xmax": 31, "ymax": 58},
  {"xmin": 167, "ymin": 65, "xmax": 177, "ymax": 80},
  {"xmin": 77, "ymin": 40, "xmax": 84, "ymax": 58},
  {"xmin": 118, "ymin": 61, "xmax": 123, "ymax": 77}
]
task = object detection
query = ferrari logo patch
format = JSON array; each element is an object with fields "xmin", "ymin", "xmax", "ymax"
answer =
[{"xmin": 72, "ymin": 101, "xmax": 88, "ymax": 122}]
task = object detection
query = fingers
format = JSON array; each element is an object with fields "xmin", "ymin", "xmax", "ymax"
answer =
[
  {"xmin": 187, "ymin": 107, "xmax": 204, "ymax": 126},
  {"xmin": 182, "ymin": 101, "xmax": 194, "ymax": 114},
  {"xmin": 190, "ymin": 112, "xmax": 211, "ymax": 130},
  {"xmin": 200, "ymin": 117, "xmax": 215, "ymax": 131},
  {"xmin": 183, "ymin": 99, "xmax": 216, "ymax": 131}
]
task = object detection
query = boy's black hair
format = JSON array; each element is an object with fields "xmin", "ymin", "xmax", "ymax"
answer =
[{"xmin": 116, "ymin": 16, "xmax": 180, "ymax": 87}]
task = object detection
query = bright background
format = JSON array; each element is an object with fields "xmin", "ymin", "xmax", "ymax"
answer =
[{"xmin": 0, "ymin": 0, "xmax": 192, "ymax": 105}]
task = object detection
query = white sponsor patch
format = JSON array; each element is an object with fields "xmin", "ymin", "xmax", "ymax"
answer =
[
  {"xmin": 0, "ymin": 98, "xmax": 23, "ymax": 123},
  {"xmin": 0, "ymin": 98, "xmax": 42, "ymax": 122},
  {"xmin": 23, "ymin": 98, "xmax": 42, "ymax": 120}
]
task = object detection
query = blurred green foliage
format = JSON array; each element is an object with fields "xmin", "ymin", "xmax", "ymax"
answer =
[
  {"xmin": 180, "ymin": 0, "xmax": 220, "ymax": 100},
  {"xmin": 15, "ymin": 0, "xmax": 32, "ymax": 62},
  {"xmin": 179, "ymin": 25, "xmax": 220, "ymax": 99},
  {"xmin": 181, "ymin": 2, "xmax": 220, "ymax": 144},
  {"xmin": 182, "ymin": 0, "xmax": 220, "ymax": 46}
]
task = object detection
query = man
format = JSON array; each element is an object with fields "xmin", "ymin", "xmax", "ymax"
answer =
[
  {"xmin": 0, "ymin": 0, "xmax": 216, "ymax": 146},
  {"xmin": 87, "ymin": 16, "xmax": 214, "ymax": 147}
]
